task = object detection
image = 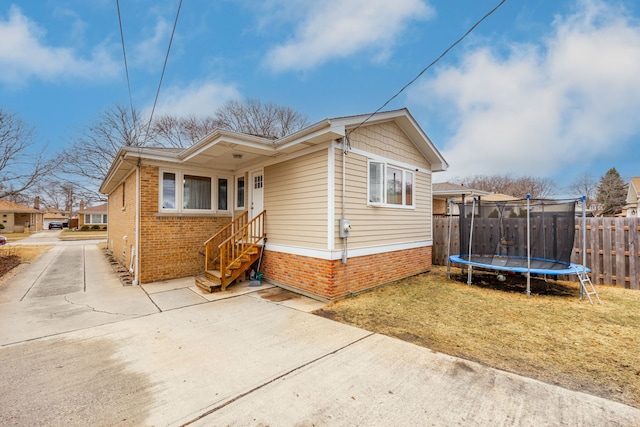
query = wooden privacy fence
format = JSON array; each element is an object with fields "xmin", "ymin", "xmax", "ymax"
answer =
[{"xmin": 433, "ymin": 216, "xmax": 640, "ymax": 290}]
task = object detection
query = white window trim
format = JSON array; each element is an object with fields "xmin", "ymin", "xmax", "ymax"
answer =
[
  {"xmin": 216, "ymin": 176, "xmax": 232, "ymax": 212},
  {"xmin": 159, "ymin": 169, "xmax": 230, "ymax": 214},
  {"xmin": 367, "ymin": 160, "xmax": 416, "ymax": 209},
  {"xmin": 235, "ymin": 175, "xmax": 246, "ymax": 210},
  {"xmin": 84, "ymin": 213, "xmax": 108, "ymax": 224}
]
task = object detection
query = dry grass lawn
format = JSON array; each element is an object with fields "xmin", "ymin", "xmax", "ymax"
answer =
[
  {"xmin": 0, "ymin": 245, "xmax": 51, "ymax": 282},
  {"xmin": 315, "ymin": 266, "xmax": 640, "ymax": 408},
  {"xmin": 59, "ymin": 229, "xmax": 106, "ymax": 241}
]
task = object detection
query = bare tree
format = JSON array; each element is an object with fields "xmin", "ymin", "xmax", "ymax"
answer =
[
  {"xmin": 0, "ymin": 109, "xmax": 61, "ymax": 200},
  {"xmin": 596, "ymin": 168, "xmax": 627, "ymax": 216},
  {"xmin": 567, "ymin": 172, "xmax": 597, "ymax": 203},
  {"xmin": 34, "ymin": 178, "xmax": 103, "ymax": 213},
  {"xmin": 456, "ymin": 174, "xmax": 557, "ymax": 199},
  {"xmin": 63, "ymin": 105, "xmax": 149, "ymax": 195},
  {"xmin": 150, "ymin": 115, "xmax": 219, "ymax": 148},
  {"xmin": 214, "ymin": 98, "xmax": 309, "ymax": 138},
  {"xmin": 64, "ymin": 100, "xmax": 310, "ymax": 197}
]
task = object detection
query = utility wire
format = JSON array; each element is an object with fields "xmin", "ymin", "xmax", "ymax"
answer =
[
  {"xmin": 116, "ymin": 0, "xmax": 135, "ymax": 126},
  {"xmin": 345, "ymin": 0, "xmax": 508, "ymax": 139},
  {"xmin": 143, "ymin": 0, "xmax": 183, "ymax": 143}
]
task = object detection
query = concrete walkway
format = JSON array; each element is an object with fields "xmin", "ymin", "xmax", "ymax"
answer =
[{"xmin": 1, "ymin": 243, "xmax": 640, "ymax": 426}]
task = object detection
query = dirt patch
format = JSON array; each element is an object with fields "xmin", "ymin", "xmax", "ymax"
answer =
[
  {"xmin": 257, "ymin": 287, "xmax": 297, "ymax": 302},
  {"xmin": 0, "ymin": 254, "xmax": 20, "ymax": 278},
  {"xmin": 449, "ymin": 270, "xmax": 577, "ymax": 297}
]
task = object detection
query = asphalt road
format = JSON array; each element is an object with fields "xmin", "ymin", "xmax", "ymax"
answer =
[{"xmin": 1, "ymin": 239, "xmax": 640, "ymax": 426}]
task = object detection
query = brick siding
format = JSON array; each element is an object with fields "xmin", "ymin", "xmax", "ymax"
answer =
[{"xmin": 107, "ymin": 165, "xmax": 231, "ymax": 284}]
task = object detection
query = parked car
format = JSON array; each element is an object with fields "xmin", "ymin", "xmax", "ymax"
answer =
[
  {"xmin": 0, "ymin": 235, "xmax": 6, "ymax": 245},
  {"xmin": 49, "ymin": 221, "xmax": 63, "ymax": 230}
]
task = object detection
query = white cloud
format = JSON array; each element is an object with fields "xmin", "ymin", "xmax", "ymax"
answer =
[
  {"xmin": 149, "ymin": 80, "xmax": 241, "ymax": 117},
  {"xmin": 263, "ymin": 0, "xmax": 434, "ymax": 72},
  {"xmin": 0, "ymin": 5, "xmax": 119, "ymax": 85},
  {"xmin": 131, "ymin": 18, "xmax": 172, "ymax": 69},
  {"xmin": 411, "ymin": 0, "xmax": 640, "ymax": 182}
]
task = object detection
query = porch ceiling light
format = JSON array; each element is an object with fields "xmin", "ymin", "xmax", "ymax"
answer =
[{"xmin": 232, "ymin": 153, "xmax": 243, "ymax": 159}]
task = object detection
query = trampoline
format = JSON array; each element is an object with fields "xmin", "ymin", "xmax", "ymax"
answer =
[
  {"xmin": 448, "ymin": 255, "xmax": 589, "ymax": 275},
  {"xmin": 447, "ymin": 195, "xmax": 593, "ymax": 298}
]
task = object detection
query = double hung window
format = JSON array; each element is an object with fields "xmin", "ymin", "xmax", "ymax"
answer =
[{"xmin": 368, "ymin": 161, "xmax": 414, "ymax": 207}]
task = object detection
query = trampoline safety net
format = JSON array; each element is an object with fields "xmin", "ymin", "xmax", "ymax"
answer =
[{"xmin": 457, "ymin": 198, "xmax": 576, "ymax": 270}]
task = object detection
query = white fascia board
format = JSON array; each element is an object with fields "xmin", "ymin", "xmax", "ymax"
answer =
[
  {"xmin": 266, "ymin": 240, "xmax": 433, "ymax": 261},
  {"xmin": 181, "ymin": 134, "xmax": 276, "ymax": 162},
  {"xmin": 181, "ymin": 130, "xmax": 274, "ymax": 157},
  {"xmin": 275, "ymin": 123, "xmax": 345, "ymax": 152}
]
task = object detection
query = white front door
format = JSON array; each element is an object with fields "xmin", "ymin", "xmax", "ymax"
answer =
[{"xmin": 250, "ymin": 170, "xmax": 264, "ymax": 219}]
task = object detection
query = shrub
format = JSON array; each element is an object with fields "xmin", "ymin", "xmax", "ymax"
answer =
[
  {"xmin": 101, "ymin": 225, "xmax": 108, "ymax": 231},
  {"xmin": 91, "ymin": 225, "xmax": 100, "ymax": 230},
  {"xmin": 81, "ymin": 225, "xmax": 91, "ymax": 231},
  {"xmin": 0, "ymin": 223, "xmax": 4, "ymax": 229}
]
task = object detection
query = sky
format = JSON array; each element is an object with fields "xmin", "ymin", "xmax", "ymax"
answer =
[{"xmin": 1, "ymin": 0, "xmax": 639, "ymax": 194}]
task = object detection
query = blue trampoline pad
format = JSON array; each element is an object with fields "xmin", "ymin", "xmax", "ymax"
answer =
[{"xmin": 449, "ymin": 255, "xmax": 590, "ymax": 275}]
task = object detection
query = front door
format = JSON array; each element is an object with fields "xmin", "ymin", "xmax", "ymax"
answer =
[{"xmin": 250, "ymin": 169, "xmax": 264, "ymax": 219}]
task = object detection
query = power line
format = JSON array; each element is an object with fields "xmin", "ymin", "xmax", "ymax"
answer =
[
  {"xmin": 345, "ymin": 0, "xmax": 508, "ymax": 140},
  {"xmin": 143, "ymin": 0, "xmax": 183, "ymax": 143},
  {"xmin": 116, "ymin": 0, "xmax": 135, "ymax": 124}
]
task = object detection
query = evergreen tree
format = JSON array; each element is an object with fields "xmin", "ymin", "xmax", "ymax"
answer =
[{"xmin": 596, "ymin": 168, "xmax": 627, "ymax": 216}]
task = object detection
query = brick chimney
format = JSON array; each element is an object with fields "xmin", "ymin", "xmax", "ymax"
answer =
[
  {"xmin": 79, "ymin": 200, "xmax": 85, "ymax": 211},
  {"xmin": 34, "ymin": 196, "xmax": 40, "ymax": 210}
]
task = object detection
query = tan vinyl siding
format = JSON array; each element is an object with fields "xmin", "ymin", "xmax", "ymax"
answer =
[
  {"xmin": 264, "ymin": 149, "xmax": 328, "ymax": 248},
  {"xmin": 348, "ymin": 121, "xmax": 431, "ymax": 169},
  {"xmin": 334, "ymin": 148, "xmax": 432, "ymax": 248}
]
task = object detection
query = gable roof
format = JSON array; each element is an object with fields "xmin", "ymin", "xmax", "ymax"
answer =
[
  {"xmin": 100, "ymin": 108, "xmax": 448, "ymax": 194},
  {"xmin": 626, "ymin": 177, "xmax": 640, "ymax": 204},
  {"xmin": 79, "ymin": 203, "xmax": 108, "ymax": 214},
  {"xmin": 0, "ymin": 200, "xmax": 39, "ymax": 213},
  {"xmin": 432, "ymin": 182, "xmax": 490, "ymax": 198}
]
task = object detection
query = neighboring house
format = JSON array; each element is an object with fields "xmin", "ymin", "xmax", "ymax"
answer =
[
  {"xmin": 78, "ymin": 202, "xmax": 108, "ymax": 228},
  {"xmin": 0, "ymin": 200, "xmax": 43, "ymax": 233},
  {"xmin": 624, "ymin": 177, "xmax": 640, "ymax": 217},
  {"xmin": 100, "ymin": 108, "xmax": 448, "ymax": 300},
  {"xmin": 432, "ymin": 182, "xmax": 490, "ymax": 216},
  {"xmin": 43, "ymin": 211, "xmax": 69, "ymax": 229}
]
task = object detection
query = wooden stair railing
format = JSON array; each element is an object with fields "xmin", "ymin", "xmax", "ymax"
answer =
[
  {"xmin": 197, "ymin": 211, "xmax": 266, "ymax": 292},
  {"xmin": 203, "ymin": 211, "xmax": 248, "ymax": 273}
]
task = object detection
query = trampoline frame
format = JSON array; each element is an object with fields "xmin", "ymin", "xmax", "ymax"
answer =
[{"xmin": 447, "ymin": 195, "xmax": 590, "ymax": 297}]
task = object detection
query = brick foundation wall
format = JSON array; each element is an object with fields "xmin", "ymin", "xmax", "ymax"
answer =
[{"xmin": 261, "ymin": 245, "xmax": 432, "ymax": 299}]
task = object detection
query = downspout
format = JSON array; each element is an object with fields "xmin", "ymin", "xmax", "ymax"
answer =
[
  {"xmin": 131, "ymin": 161, "xmax": 141, "ymax": 286},
  {"xmin": 341, "ymin": 137, "xmax": 352, "ymax": 296},
  {"xmin": 342, "ymin": 138, "xmax": 347, "ymax": 264}
]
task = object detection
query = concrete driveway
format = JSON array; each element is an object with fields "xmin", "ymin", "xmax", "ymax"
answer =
[{"xmin": 1, "ymin": 242, "xmax": 640, "ymax": 426}]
